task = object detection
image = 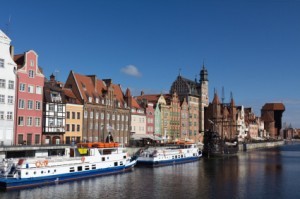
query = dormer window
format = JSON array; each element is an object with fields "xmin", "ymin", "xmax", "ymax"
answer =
[
  {"xmin": 101, "ymin": 99, "xmax": 104, "ymax": 104},
  {"xmin": 29, "ymin": 70, "xmax": 35, "ymax": 78},
  {"xmin": 89, "ymin": 97, "xmax": 92, "ymax": 103},
  {"xmin": 81, "ymin": 83, "xmax": 86, "ymax": 90},
  {"xmin": 95, "ymin": 98, "xmax": 99, "ymax": 103},
  {"xmin": 51, "ymin": 92, "xmax": 62, "ymax": 102}
]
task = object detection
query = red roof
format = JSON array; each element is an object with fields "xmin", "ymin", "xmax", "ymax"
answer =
[{"xmin": 262, "ymin": 103, "xmax": 285, "ymax": 111}]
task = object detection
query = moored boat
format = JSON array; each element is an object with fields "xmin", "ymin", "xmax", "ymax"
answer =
[
  {"xmin": 203, "ymin": 130, "xmax": 239, "ymax": 157},
  {"xmin": 136, "ymin": 143, "xmax": 202, "ymax": 167},
  {"xmin": 0, "ymin": 142, "xmax": 137, "ymax": 191}
]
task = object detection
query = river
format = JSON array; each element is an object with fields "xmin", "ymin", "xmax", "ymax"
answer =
[{"xmin": 1, "ymin": 142, "xmax": 300, "ymax": 199}]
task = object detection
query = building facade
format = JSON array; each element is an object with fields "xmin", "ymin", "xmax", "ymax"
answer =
[
  {"xmin": 63, "ymin": 88, "xmax": 83, "ymax": 144},
  {"xmin": 14, "ymin": 50, "xmax": 44, "ymax": 145},
  {"xmin": 0, "ymin": 30, "xmax": 17, "ymax": 146},
  {"xmin": 42, "ymin": 75, "xmax": 66, "ymax": 144},
  {"xmin": 64, "ymin": 71, "xmax": 131, "ymax": 145}
]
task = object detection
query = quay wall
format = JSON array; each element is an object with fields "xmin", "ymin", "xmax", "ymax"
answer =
[{"xmin": 239, "ymin": 140, "xmax": 285, "ymax": 152}]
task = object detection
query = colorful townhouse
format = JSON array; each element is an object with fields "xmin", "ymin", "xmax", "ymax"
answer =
[
  {"xmin": 42, "ymin": 74, "xmax": 66, "ymax": 144},
  {"xmin": 14, "ymin": 50, "xmax": 44, "ymax": 145},
  {"xmin": 64, "ymin": 71, "xmax": 131, "ymax": 145},
  {"xmin": 130, "ymin": 96, "xmax": 146, "ymax": 135},
  {"xmin": 63, "ymin": 87, "xmax": 83, "ymax": 144},
  {"xmin": 0, "ymin": 30, "xmax": 17, "ymax": 146}
]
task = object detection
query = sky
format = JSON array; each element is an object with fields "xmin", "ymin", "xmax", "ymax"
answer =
[{"xmin": 1, "ymin": 0, "xmax": 299, "ymax": 127}]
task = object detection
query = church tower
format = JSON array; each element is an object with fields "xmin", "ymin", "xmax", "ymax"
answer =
[{"xmin": 200, "ymin": 64, "xmax": 209, "ymax": 133}]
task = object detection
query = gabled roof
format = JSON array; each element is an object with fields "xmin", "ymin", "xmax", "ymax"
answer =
[
  {"xmin": 63, "ymin": 88, "xmax": 81, "ymax": 104},
  {"xmin": 131, "ymin": 97, "xmax": 141, "ymax": 109},
  {"xmin": 136, "ymin": 94, "xmax": 161, "ymax": 106}
]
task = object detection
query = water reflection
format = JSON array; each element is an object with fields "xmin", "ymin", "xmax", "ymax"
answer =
[{"xmin": 1, "ymin": 144, "xmax": 300, "ymax": 199}]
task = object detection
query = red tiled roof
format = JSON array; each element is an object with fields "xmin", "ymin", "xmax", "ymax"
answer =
[
  {"xmin": 14, "ymin": 54, "xmax": 25, "ymax": 68},
  {"xmin": 136, "ymin": 94, "xmax": 161, "ymax": 105},
  {"xmin": 63, "ymin": 88, "xmax": 81, "ymax": 104},
  {"xmin": 131, "ymin": 97, "xmax": 140, "ymax": 109}
]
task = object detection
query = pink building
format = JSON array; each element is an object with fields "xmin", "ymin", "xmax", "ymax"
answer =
[{"xmin": 14, "ymin": 50, "xmax": 44, "ymax": 145}]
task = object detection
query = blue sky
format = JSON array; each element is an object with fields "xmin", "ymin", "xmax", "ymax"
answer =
[{"xmin": 1, "ymin": 0, "xmax": 299, "ymax": 127}]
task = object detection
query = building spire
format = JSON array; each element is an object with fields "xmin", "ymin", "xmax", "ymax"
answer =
[{"xmin": 179, "ymin": 68, "xmax": 181, "ymax": 76}]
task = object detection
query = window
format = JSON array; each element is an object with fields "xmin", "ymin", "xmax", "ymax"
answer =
[
  {"xmin": 101, "ymin": 112, "xmax": 104, "ymax": 119},
  {"xmin": 89, "ymin": 123, "xmax": 93, "ymax": 130},
  {"xmin": 72, "ymin": 124, "xmax": 75, "ymax": 132},
  {"xmin": 0, "ymin": 79, "xmax": 5, "ymax": 88},
  {"xmin": 107, "ymin": 113, "xmax": 110, "ymax": 120},
  {"xmin": 0, "ymin": 111, "xmax": 4, "ymax": 120},
  {"xmin": 29, "ymin": 70, "xmax": 35, "ymax": 78},
  {"xmin": 18, "ymin": 116, "xmax": 24, "ymax": 126},
  {"xmin": 49, "ymin": 104, "xmax": 55, "ymax": 111},
  {"xmin": 35, "ymin": 101, "xmax": 41, "ymax": 110},
  {"xmin": 77, "ymin": 125, "xmax": 80, "ymax": 132},
  {"xmin": 84, "ymin": 111, "xmax": 87, "ymax": 118},
  {"xmin": 36, "ymin": 86, "xmax": 42, "ymax": 94},
  {"xmin": 27, "ymin": 117, "xmax": 33, "ymax": 126},
  {"xmin": 0, "ymin": 95, "xmax": 4, "ymax": 103},
  {"xmin": 18, "ymin": 134, "xmax": 23, "ymax": 145},
  {"xmin": 35, "ymin": 135, "xmax": 40, "ymax": 145},
  {"xmin": 67, "ymin": 112, "xmax": 70, "ymax": 119},
  {"xmin": 58, "ymin": 105, "xmax": 63, "ymax": 112},
  {"xmin": 28, "ymin": 85, "xmax": 34, "ymax": 93},
  {"xmin": 7, "ymin": 112, "xmax": 13, "ymax": 120},
  {"xmin": 0, "ymin": 59, "xmax": 4, "ymax": 68},
  {"xmin": 19, "ymin": 83, "xmax": 26, "ymax": 91},
  {"xmin": 95, "ymin": 112, "xmax": 99, "ymax": 119},
  {"xmin": 77, "ymin": 112, "xmax": 80, "ymax": 119},
  {"xmin": 8, "ymin": 80, "xmax": 14, "ymax": 89},
  {"xmin": 27, "ymin": 100, "xmax": 33, "ymax": 110},
  {"xmin": 66, "ymin": 124, "xmax": 70, "ymax": 131},
  {"xmin": 90, "ymin": 111, "xmax": 93, "ymax": 118},
  {"xmin": 95, "ymin": 123, "xmax": 98, "ymax": 130},
  {"xmin": 7, "ymin": 96, "xmax": 13, "ymax": 104},
  {"xmin": 30, "ymin": 60, "xmax": 34, "ymax": 66},
  {"xmin": 18, "ymin": 99, "xmax": 25, "ymax": 109},
  {"xmin": 72, "ymin": 112, "xmax": 75, "ymax": 119},
  {"xmin": 35, "ymin": 118, "xmax": 41, "ymax": 126},
  {"xmin": 112, "ymin": 114, "xmax": 115, "ymax": 120}
]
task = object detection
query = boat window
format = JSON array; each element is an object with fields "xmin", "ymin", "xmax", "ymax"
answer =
[
  {"xmin": 54, "ymin": 169, "xmax": 56, "ymax": 173},
  {"xmin": 123, "ymin": 156, "xmax": 126, "ymax": 159},
  {"xmin": 120, "ymin": 161, "xmax": 123, "ymax": 166},
  {"xmin": 70, "ymin": 167, "xmax": 75, "ymax": 172},
  {"xmin": 48, "ymin": 170, "xmax": 50, "ymax": 173},
  {"xmin": 34, "ymin": 171, "xmax": 36, "ymax": 175},
  {"xmin": 102, "ymin": 157, "xmax": 105, "ymax": 161},
  {"xmin": 78, "ymin": 166, "xmax": 83, "ymax": 171},
  {"xmin": 85, "ymin": 165, "xmax": 90, "ymax": 170},
  {"xmin": 41, "ymin": 171, "xmax": 44, "ymax": 174},
  {"xmin": 26, "ymin": 172, "xmax": 28, "ymax": 175},
  {"xmin": 114, "ymin": 162, "xmax": 118, "ymax": 167},
  {"xmin": 175, "ymin": 155, "xmax": 177, "ymax": 159},
  {"xmin": 92, "ymin": 164, "xmax": 96, "ymax": 169},
  {"xmin": 172, "ymin": 156, "xmax": 174, "ymax": 159},
  {"xmin": 181, "ymin": 155, "xmax": 183, "ymax": 158}
]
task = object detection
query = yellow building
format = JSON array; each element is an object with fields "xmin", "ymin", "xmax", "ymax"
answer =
[{"xmin": 63, "ymin": 88, "xmax": 83, "ymax": 144}]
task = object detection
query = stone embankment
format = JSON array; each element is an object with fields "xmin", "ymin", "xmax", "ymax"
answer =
[{"xmin": 239, "ymin": 140, "xmax": 285, "ymax": 152}]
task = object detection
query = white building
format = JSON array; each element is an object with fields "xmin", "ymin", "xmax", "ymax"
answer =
[{"xmin": 0, "ymin": 30, "xmax": 17, "ymax": 145}]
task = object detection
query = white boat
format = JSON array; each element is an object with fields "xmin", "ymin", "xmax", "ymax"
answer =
[
  {"xmin": 136, "ymin": 143, "xmax": 202, "ymax": 167},
  {"xmin": 0, "ymin": 143, "xmax": 137, "ymax": 190}
]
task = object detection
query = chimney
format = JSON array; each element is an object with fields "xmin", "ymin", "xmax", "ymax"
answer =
[
  {"xmin": 10, "ymin": 45, "xmax": 14, "ymax": 59},
  {"xmin": 141, "ymin": 91, "xmax": 144, "ymax": 96}
]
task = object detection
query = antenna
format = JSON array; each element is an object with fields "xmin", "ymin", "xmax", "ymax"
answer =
[
  {"xmin": 179, "ymin": 68, "xmax": 181, "ymax": 76},
  {"xmin": 222, "ymin": 86, "xmax": 225, "ymax": 104}
]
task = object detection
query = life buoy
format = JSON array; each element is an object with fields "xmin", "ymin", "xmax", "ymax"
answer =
[
  {"xmin": 81, "ymin": 156, "xmax": 85, "ymax": 163},
  {"xmin": 43, "ymin": 160, "xmax": 49, "ymax": 166},
  {"xmin": 35, "ymin": 161, "xmax": 41, "ymax": 168}
]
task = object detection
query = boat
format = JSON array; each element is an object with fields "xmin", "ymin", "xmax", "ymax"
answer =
[
  {"xmin": 203, "ymin": 130, "xmax": 239, "ymax": 157},
  {"xmin": 136, "ymin": 143, "xmax": 202, "ymax": 167},
  {"xmin": 0, "ymin": 142, "xmax": 137, "ymax": 191}
]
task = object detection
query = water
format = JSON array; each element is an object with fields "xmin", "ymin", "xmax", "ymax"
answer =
[{"xmin": 1, "ymin": 143, "xmax": 300, "ymax": 199}]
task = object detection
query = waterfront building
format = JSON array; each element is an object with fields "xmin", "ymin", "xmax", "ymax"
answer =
[
  {"xmin": 236, "ymin": 106, "xmax": 247, "ymax": 140},
  {"xmin": 261, "ymin": 103, "xmax": 285, "ymax": 139},
  {"xmin": 170, "ymin": 65, "xmax": 209, "ymax": 142},
  {"xmin": 136, "ymin": 93, "xmax": 155, "ymax": 135},
  {"xmin": 63, "ymin": 88, "xmax": 83, "ymax": 144},
  {"xmin": 164, "ymin": 92, "xmax": 181, "ymax": 140},
  {"xmin": 42, "ymin": 74, "xmax": 66, "ymax": 144},
  {"xmin": 14, "ymin": 50, "xmax": 44, "ymax": 145},
  {"xmin": 180, "ymin": 98, "xmax": 189, "ymax": 139},
  {"xmin": 0, "ymin": 30, "xmax": 17, "ymax": 146},
  {"xmin": 130, "ymin": 96, "xmax": 146, "ymax": 135},
  {"xmin": 204, "ymin": 91, "xmax": 238, "ymax": 139},
  {"xmin": 64, "ymin": 71, "xmax": 131, "ymax": 145}
]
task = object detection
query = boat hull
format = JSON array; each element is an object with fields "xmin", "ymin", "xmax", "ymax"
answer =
[
  {"xmin": 0, "ymin": 160, "xmax": 136, "ymax": 191},
  {"xmin": 137, "ymin": 155, "xmax": 201, "ymax": 167}
]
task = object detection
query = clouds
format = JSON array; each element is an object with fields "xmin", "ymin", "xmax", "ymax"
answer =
[{"xmin": 120, "ymin": 65, "xmax": 142, "ymax": 77}]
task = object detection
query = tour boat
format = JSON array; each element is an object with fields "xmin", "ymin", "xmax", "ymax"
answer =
[
  {"xmin": 0, "ymin": 142, "xmax": 137, "ymax": 191},
  {"xmin": 136, "ymin": 142, "xmax": 202, "ymax": 167}
]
